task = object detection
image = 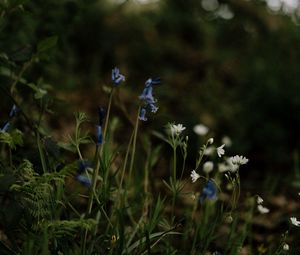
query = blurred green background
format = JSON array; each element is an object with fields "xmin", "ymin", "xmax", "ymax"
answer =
[{"xmin": 1, "ymin": 0, "xmax": 300, "ymax": 187}]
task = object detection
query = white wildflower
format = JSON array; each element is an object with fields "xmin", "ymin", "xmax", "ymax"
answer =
[
  {"xmin": 222, "ymin": 136, "xmax": 232, "ymax": 147},
  {"xmin": 203, "ymin": 161, "xmax": 214, "ymax": 173},
  {"xmin": 207, "ymin": 138, "xmax": 214, "ymax": 144},
  {"xmin": 226, "ymin": 157, "xmax": 239, "ymax": 172},
  {"xmin": 230, "ymin": 155, "xmax": 249, "ymax": 166},
  {"xmin": 218, "ymin": 163, "xmax": 228, "ymax": 173},
  {"xmin": 257, "ymin": 196, "xmax": 263, "ymax": 204},
  {"xmin": 290, "ymin": 217, "xmax": 300, "ymax": 226},
  {"xmin": 257, "ymin": 205, "xmax": 270, "ymax": 214},
  {"xmin": 170, "ymin": 124, "xmax": 185, "ymax": 136},
  {"xmin": 193, "ymin": 124, "xmax": 209, "ymax": 136},
  {"xmin": 190, "ymin": 170, "xmax": 200, "ymax": 183},
  {"xmin": 283, "ymin": 243, "xmax": 289, "ymax": 251},
  {"xmin": 217, "ymin": 144, "xmax": 225, "ymax": 157},
  {"xmin": 204, "ymin": 146, "xmax": 214, "ymax": 156}
]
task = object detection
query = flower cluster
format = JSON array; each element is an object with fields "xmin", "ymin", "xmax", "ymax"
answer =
[
  {"xmin": 170, "ymin": 123, "xmax": 186, "ymax": 136},
  {"xmin": 139, "ymin": 78, "xmax": 161, "ymax": 121}
]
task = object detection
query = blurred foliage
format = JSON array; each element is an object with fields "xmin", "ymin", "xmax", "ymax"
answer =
[{"xmin": 1, "ymin": 0, "xmax": 300, "ymax": 179}]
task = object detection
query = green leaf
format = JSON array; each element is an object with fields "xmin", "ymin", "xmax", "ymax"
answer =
[
  {"xmin": 37, "ymin": 36, "xmax": 58, "ymax": 53},
  {"xmin": 0, "ymin": 129, "xmax": 23, "ymax": 149},
  {"xmin": 26, "ymin": 83, "xmax": 47, "ymax": 99},
  {"xmin": 125, "ymin": 230, "xmax": 181, "ymax": 254}
]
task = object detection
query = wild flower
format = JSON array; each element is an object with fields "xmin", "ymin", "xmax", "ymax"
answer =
[
  {"xmin": 76, "ymin": 160, "xmax": 92, "ymax": 187},
  {"xmin": 257, "ymin": 196, "xmax": 263, "ymax": 204},
  {"xmin": 0, "ymin": 121, "xmax": 10, "ymax": 133},
  {"xmin": 170, "ymin": 123, "xmax": 186, "ymax": 136},
  {"xmin": 207, "ymin": 138, "xmax": 214, "ymax": 145},
  {"xmin": 218, "ymin": 162, "xmax": 228, "ymax": 173},
  {"xmin": 138, "ymin": 108, "xmax": 147, "ymax": 121},
  {"xmin": 218, "ymin": 157, "xmax": 239, "ymax": 172},
  {"xmin": 96, "ymin": 125, "xmax": 103, "ymax": 145},
  {"xmin": 203, "ymin": 161, "xmax": 214, "ymax": 173},
  {"xmin": 222, "ymin": 136, "xmax": 232, "ymax": 147},
  {"xmin": 217, "ymin": 144, "xmax": 225, "ymax": 157},
  {"xmin": 193, "ymin": 124, "xmax": 209, "ymax": 136},
  {"xmin": 9, "ymin": 104, "xmax": 19, "ymax": 118},
  {"xmin": 112, "ymin": 67, "xmax": 125, "ymax": 86},
  {"xmin": 290, "ymin": 217, "xmax": 300, "ymax": 226},
  {"xmin": 257, "ymin": 204, "xmax": 270, "ymax": 214},
  {"xmin": 283, "ymin": 243, "xmax": 289, "ymax": 251},
  {"xmin": 230, "ymin": 155, "xmax": 249, "ymax": 166},
  {"xmin": 204, "ymin": 146, "xmax": 214, "ymax": 156},
  {"xmin": 76, "ymin": 174, "xmax": 92, "ymax": 187},
  {"xmin": 0, "ymin": 104, "xmax": 19, "ymax": 132},
  {"xmin": 138, "ymin": 77, "xmax": 161, "ymax": 121},
  {"xmin": 191, "ymin": 170, "xmax": 200, "ymax": 183},
  {"xmin": 199, "ymin": 179, "xmax": 217, "ymax": 203}
]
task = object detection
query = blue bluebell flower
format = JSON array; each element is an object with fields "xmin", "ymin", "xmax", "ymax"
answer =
[
  {"xmin": 9, "ymin": 104, "xmax": 19, "ymax": 118},
  {"xmin": 112, "ymin": 67, "xmax": 125, "ymax": 86},
  {"xmin": 139, "ymin": 86, "xmax": 156, "ymax": 104},
  {"xmin": 145, "ymin": 78, "xmax": 161, "ymax": 87},
  {"xmin": 199, "ymin": 179, "xmax": 217, "ymax": 204},
  {"xmin": 138, "ymin": 108, "xmax": 148, "ymax": 121},
  {"xmin": 0, "ymin": 121, "xmax": 10, "ymax": 133},
  {"xmin": 96, "ymin": 125, "xmax": 103, "ymax": 145},
  {"xmin": 139, "ymin": 77, "xmax": 161, "ymax": 121},
  {"xmin": 76, "ymin": 174, "xmax": 92, "ymax": 187}
]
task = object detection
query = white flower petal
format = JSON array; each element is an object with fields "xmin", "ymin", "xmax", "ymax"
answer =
[
  {"xmin": 257, "ymin": 196, "xmax": 264, "ymax": 204},
  {"xmin": 257, "ymin": 205, "xmax": 270, "ymax": 214},
  {"xmin": 170, "ymin": 123, "xmax": 186, "ymax": 136},
  {"xmin": 217, "ymin": 144, "xmax": 225, "ymax": 157},
  {"xmin": 290, "ymin": 217, "xmax": 300, "ymax": 226},
  {"xmin": 203, "ymin": 161, "xmax": 214, "ymax": 173},
  {"xmin": 190, "ymin": 170, "xmax": 200, "ymax": 183},
  {"xmin": 193, "ymin": 124, "xmax": 209, "ymax": 136}
]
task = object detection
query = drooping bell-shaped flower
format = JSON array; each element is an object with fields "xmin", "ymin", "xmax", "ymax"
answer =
[{"xmin": 112, "ymin": 67, "xmax": 125, "ymax": 86}]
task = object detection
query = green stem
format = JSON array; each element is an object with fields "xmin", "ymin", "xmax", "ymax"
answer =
[
  {"xmin": 128, "ymin": 106, "xmax": 141, "ymax": 180},
  {"xmin": 100, "ymin": 87, "xmax": 115, "ymax": 157},
  {"xmin": 173, "ymin": 147, "xmax": 177, "ymax": 182},
  {"xmin": 10, "ymin": 60, "xmax": 32, "ymax": 96},
  {"xmin": 87, "ymin": 146, "xmax": 100, "ymax": 215},
  {"xmin": 36, "ymin": 131, "xmax": 47, "ymax": 173},
  {"xmin": 119, "ymin": 132, "xmax": 134, "ymax": 189},
  {"xmin": 8, "ymin": 147, "xmax": 12, "ymax": 168}
]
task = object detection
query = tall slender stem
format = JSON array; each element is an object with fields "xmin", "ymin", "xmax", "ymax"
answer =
[
  {"xmin": 173, "ymin": 147, "xmax": 177, "ymax": 182},
  {"xmin": 36, "ymin": 131, "xmax": 47, "ymax": 173},
  {"xmin": 100, "ymin": 87, "xmax": 115, "ymax": 155},
  {"xmin": 128, "ymin": 106, "xmax": 141, "ymax": 180}
]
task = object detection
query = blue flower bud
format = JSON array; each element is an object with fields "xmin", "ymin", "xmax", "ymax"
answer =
[
  {"xmin": 96, "ymin": 125, "xmax": 103, "ymax": 145},
  {"xmin": 138, "ymin": 108, "xmax": 147, "ymax": 121}
]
